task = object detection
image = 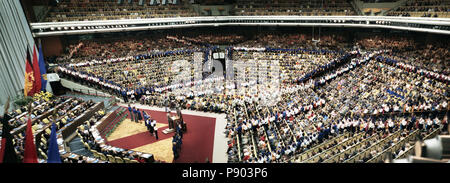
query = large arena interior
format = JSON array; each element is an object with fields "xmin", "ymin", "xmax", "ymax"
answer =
[{"xmin": 0, "ymin": 0, "xmax": 449, "ymax": 166}]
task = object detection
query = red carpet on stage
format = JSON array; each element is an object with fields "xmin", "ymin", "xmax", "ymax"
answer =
[{"xmin": 106, "ymin": 108, "xmax": 216, "ymax": 163}]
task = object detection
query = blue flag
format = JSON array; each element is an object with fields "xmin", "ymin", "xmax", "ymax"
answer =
[
  {"xmin": 38, "ymin": 44, "xmax": 47, "ymax": 92},
  {"xmin": 47, "ymin": 123, "xmax": 61, "ymax": 163}
]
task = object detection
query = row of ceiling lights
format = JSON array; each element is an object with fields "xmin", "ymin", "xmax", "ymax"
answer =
[
  {"xmin": 44, "ymin": 20, "xmax": 394, "ymax": 31},
  {"xmin": 49, "ymin": 24, "xmax": 129, "ymax": 31}
]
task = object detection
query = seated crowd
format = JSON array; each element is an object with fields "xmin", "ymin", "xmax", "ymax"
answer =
[
  {"xmin": 386, "ymin": 0, "xmax": 450, "ymax": 17},
  {"xmin": 357, "ymin": 34, "xmax": 449, "ymax": 74},
  {"xmin": 225, "ymin": 51, "xmax": 448, "ymax": 163},
  {"xmin": 50, "ymin": 31, "xmax": 449, "ymax": 163},
  {"xmin": 76, "ymin": 111, "xmax": 156, "ymax": 163},
  {"xmin": 45, "ymin": 0, "xmax": 198, "ymax": 22},
  {"xmin": 233, "ymin": 0, "xmax": 356, "ymax": 16},
  {"xmin": 1, "ymin": 93, "xmax": 99, "ymax": 162}
]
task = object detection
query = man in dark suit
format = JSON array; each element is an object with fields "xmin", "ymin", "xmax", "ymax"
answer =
[
  {"xmin": 128, "ymin": 105, "xmax": 133, "ymax": 120},
  {"xmin": 133, "ymin": 107, "xmax": 138, "ymax": 122},
  {"xmin": 154, "ymin": 127, "xmax": 159, "ymax": 140},
  {"xmin": 122, "ymin": 90, "xmax": 128, "ymax": 103},
  {"xmin": 176, "ymin": 123, "xmax": 183, "ymax": 139},
  {"xmin": 145, "ymin": 118, "xmax": 151, "ymax": 131},
  {"xmin": 172, "ymin": 141, "xmax": 179, "ymax": 160},
  {"xmin": 149, "ymin": 120, "xmax": 154, "ymax": 136}
]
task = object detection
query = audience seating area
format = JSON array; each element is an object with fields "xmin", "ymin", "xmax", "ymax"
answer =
[
  {"xmin": 45, "ymin": 0, "xmax": 198, "ymax": 22},
  {"xmin": 77, "ymin": 107, "xmax": 155, "ymax": 163},
  {"xmin": 233, "ymin": 0, "xmax": 356, "ymax": 16},
  {"xmin": 386, "ymin": 0, "xmax": 450, "ymax": 17},
  {"xmin": 1, "ymin": 92, "xmax": 108, "ymax": 162},
  {"xmin": 38, "ymin": 0, "xmax": 450, "ymax": 23}
]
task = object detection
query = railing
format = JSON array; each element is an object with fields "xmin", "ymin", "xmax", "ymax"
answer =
[
  {"xmin": 68, "ymin": 87, "xmax": 112, "ymax": 98},
  {"xmin": 232, "ymin": 107, "xmax": 242, "ymax": 162},
  {"xmin": 67, "ymin": 87, "xmax": 117, "ymax": 109},
  {"xmin": 316, "ymin": 132, "xmax": 369, "ymax": 163},
  {"xmin": 100, "ymin": 108, "xmax": 127, "ymax": 137},
  {"xmin": 61, "ymin": 101, "xmax": 105, "ymax": 140},
  {"xmin": 340, "ymin": 130, "xmax": 401, "ymax": 163},
  {"xmin": 255, "ymin": 103, "xmax": 272, "ymax": 154},
  {"xmin": 365, "ymin": 129, "xmax": 419, "ymax": 163},
  {"xmin": 394, "ymin": 126, "xmax": 443, "ymax": 160},
  {"xmin": 293, "ymin": 133, "xmax": 350, "ymax": 162},
  {"xmin": 105, "ymin": 113, "xmax": 128, "ymax": 138},
  {"xmin": 243, "ymin": 102, "xmax": 258, "ymax": 158},
  {"xmin": 31, "ymin": 16, "xmax": 450, "ymax": 37}
]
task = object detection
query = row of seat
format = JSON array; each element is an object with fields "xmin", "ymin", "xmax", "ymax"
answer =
[
  {"xmin": 90, "ymin": 149, "xmax": 139, "ymax": 163},
  {"xmin": 394, "ymin": 127, "xmax": 443, "ymax": 160},
  {"xmin": 365, "ymin": 129, "xmax": 419, "ymax": 163},
  {"xmin": 343, "ymin": 130, "xmax": 403, "ymax": 163},
  {"xmin": 294, "ymin": 133, "xmax": 350, "ymax": 162},
  {"xmin": 309, "ymin": 132, "xmax": 368, "ymax": 163}
]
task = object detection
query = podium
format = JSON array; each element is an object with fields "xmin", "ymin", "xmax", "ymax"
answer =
[{"xmin": 163, "ymin": 115, "xmax": 180, "ymax": 134}]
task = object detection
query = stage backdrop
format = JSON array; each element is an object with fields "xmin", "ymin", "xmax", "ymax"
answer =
[{"xmin": 0, "ymin": 0, "xmax": 38, "ymax": 109}]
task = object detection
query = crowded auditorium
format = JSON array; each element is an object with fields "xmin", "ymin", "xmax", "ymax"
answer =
[{"xmin": 0, "ymin": 0, "xmax": 449, "ymax": 168}]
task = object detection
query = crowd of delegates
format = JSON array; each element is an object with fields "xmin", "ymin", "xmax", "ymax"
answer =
[
  {"xmin": 356, "ymin": 35, "xmax": 415, "ymax": 52},
  {"xmin": 45, "ymin": 0, "xmax": 198, "ymax": 22},
  {"xmin": 51, "ymin": 31, "xmax": 449, "ymax": 163},
  {"xmin": 54, "ymin": 35, "xmax": 198, "ymax": 64},
  {"xmin": 225, "ymin": 50, "xmax": 448, "ymax": 163},
  {"xmin": 233, "ymin": 0, "xmax": 356, "ymax": 16},
  {"xmin": 386, "ymin": 0, "xmax": 450, "ymax": 17},
  {"xmin": 232, "ymin": 49, "xmax": 343, "ymax": 84},
  {"xmin": 236, "ymin": 32, "xmax": 350, "ymax": 51},
  {"xmin": 0, "ymin": 94, "xmax": 96, "ymax": 162},
  {"xmin": 54, "ymin": 31, "xmax": 352, "ymax": 64},
  {"xmin": 386, "ymin": 42, "xmax": 449, "ymax": 75},
  {"xmin": 356, "ymin": 35, "xmax": 449, "ymax": 74},
  {"xmin": 176, "ymin": 34, "xmax": 248, "ymax": 46}
]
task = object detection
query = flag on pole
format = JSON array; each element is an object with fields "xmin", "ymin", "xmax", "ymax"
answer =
[
  {"xmin": 32, "ymin": 45, "xmax": 42, "ymax": 93},
  {"xmin": 47, "ymin": 123, "xmax": 61, "ymax": 163},
  {"xmin": 38, "ymin": 44, "xmax": 47, "ymax": 92},
  {"xmin": 23, "ymin": 116, "xmax": 38, "ymax": 163},
  {"xmin": 24, "ymin": 47, "xmax": 35, "ymax": 97}
]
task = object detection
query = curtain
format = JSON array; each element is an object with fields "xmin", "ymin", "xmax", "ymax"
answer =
[{"xmin": 0, "ymin": 0, "xmax": 37, "ymax": 107}]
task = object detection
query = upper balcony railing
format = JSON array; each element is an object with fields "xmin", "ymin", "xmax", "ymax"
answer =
[{"xmin": 30, "ymin": 16, "xmax": 450, "ymax": 37}]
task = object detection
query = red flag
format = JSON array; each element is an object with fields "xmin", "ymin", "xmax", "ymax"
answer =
[
  {"xmin": 32, "ymin": 45, "xmax": 41, "ymax": 93},
  {"xmin": 23, "ymin": 117, "xmax": 38, "ymax": 163},
  {"xmin": 24, "ymin": 47, "xmax": 34, "ymax": 97}
]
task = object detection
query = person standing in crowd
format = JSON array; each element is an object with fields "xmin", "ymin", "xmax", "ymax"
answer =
[
  {"xmin": 128, "ymin": 104, "xmax": 133, "ymax": 120},
  {"xmin": 150, "ymin": 120, "xmax": 156, "ymax": 136},
  {"xmin": 137, "ymin": 108, "xmax": 143, "ymax": 122},
  {"xmin": 176, "ymin": 123, "xmax": 183, "ymax": 139},
  {"xmin": 154, "ymin": 127, "xmax": 159, "ymax": 140},
  {"xmin": 122, "ymin": 89, "xmax": 128, "ymax": 103},
  {"xmin": 173, "ymin": 141, "xmax": 179, "ymax": 160},
  {"xmin": 145, "ymin": 117, "xmax": 151, "ymax": 131},
  {"xmin": 133, "ymin": 107, "xmax": 138, "ymax": 123}
]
